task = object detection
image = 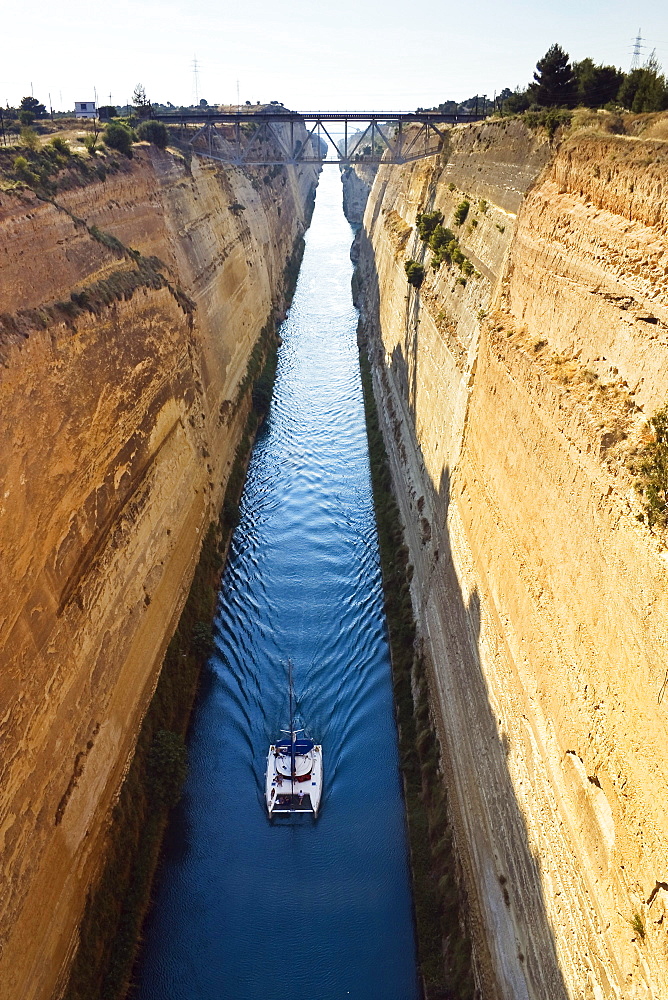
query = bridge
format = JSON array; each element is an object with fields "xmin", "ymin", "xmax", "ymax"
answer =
[{"xmin": 152, "ymin": 110, "xmax": 487, "ymax": 166}]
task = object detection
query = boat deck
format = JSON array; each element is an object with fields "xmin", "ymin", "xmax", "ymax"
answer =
[
  {"xmin": 271, "ymin": 793, "xmax": 314, "ymax": 814},
  {"xmin": 266, "ymin": 742, "xmax": 323, "ymax": 817}
]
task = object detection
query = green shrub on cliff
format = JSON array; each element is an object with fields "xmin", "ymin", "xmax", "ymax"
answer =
[
  {"xmin": 12, "ymin": 155, "xmax": 39, "ymax": 185},
  {"xmin": 103, "ymin": 122, "xmax": 135, "ymax": 157},
  {"xmin": 1, "ymin": 136, "xmax": 117, "ymax": 193},
  {"xmin": 634, "ymin": 406, "xmax": 668, "ymax": 530},
  {"xmin": 190, "ymin": 621, "xmax": 215, "ymax": 657},
  {"xmin": 429, "ymin": 225, "xmax": 457, "ymax": 269},
  {"xmin": 429, "ymin": 224, "xmax": 455, "ymax": 251},
  {"xmin": 137, "ymin": 119, "xmax": 169, "ymax": 148},
  {"xmin": 148, "ymin": 730, "xmax": 188, "ymax": 807},
  {"xmin": 522, "ymin": 107, "xmax": 573, "ymax": 138},
  {"xmin": 416, "ymin": 210, "xmax": 443, "ymax": 241},
  {"xmin": 415, "ymin": 217, "xmax": 463, "ymax": 272},
  {"xmin": 20, "ymin": 126, "xmax": 39, "ymax": 151},
  {"xmin": 453, "ymin": 199, "xmax": 470, "ymax": 226},
  {"xmin": 49, "ymin": 135, "xmax": 71, "ymax": 156},
  {"xmin": 449, "ymin": 241, "xmax": 465, "ymax": 267},
  {"xmin": 417, "ymin": 215, "xmax": 476, "ymax": 276},
  {"xmin": 404, "ymin": 259, "xmax": 425, "ymax": 288},
  {"xmin": 252, "ymin": 371, "xmax": 274, "ymax": 416}
]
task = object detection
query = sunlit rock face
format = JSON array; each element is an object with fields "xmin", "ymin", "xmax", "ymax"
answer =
[
  {"xmin": 349, "ymin": 118, "xmax": 668, "ymax": 1000},
  {"xmin": 0, "ymin": 144, "xmax": 318, "ymax": 1000}
]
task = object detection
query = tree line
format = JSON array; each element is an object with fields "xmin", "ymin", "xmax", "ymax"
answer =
[
  {"xmin": 0, "ymin": 85, "xmax": 171, "ymax": 152},
  {"xmin": 424, "ymin": 44, "xmax": 668, "ymax": 116}
]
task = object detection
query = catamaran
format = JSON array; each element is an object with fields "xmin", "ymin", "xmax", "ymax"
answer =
[{"xmin": 265, "ymin": 661, "xmax": 323, "ymax": 818}]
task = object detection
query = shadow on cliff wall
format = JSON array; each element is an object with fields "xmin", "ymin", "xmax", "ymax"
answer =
[
  {"xmin": 433, "ymin": 466, "xmax": 569, "ymax": 1000},
  {"xmin": 356, "ymin": 228, "xmax": 569, "ymax": 1000}
]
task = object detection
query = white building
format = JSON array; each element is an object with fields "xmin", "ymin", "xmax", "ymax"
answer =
[{"xmin": 74, "ymin": 101, "xmax": 97, "ymax": 119}]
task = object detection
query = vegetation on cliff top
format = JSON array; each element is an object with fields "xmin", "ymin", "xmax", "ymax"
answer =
[
  {"xmin": 514, "ymin": 45, "xmax": 668, "ymax": 116},
  {"xmin": 102, "ymin": 121, "xmax": 137, "ymax": 157},
  {"xmin": 0, "ymin": 116, "xmax": 173, "ymax": 195},
  {"xmin": 421, "ymin": 42, "xmax": 668, "ymax": 121},
  {"xmin": 0, "ymin": 137, "xmax": 120, "ymax": 193},
  {"xmin": 136, "ymin": 119, "xmax": 169, "ymax": 148}
]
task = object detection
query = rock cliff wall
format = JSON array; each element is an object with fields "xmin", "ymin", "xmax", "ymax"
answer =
[
  {"xmin": 340, "ymin": 162, "xmax": 377, "ymax": 228},
  {"xmin": 0, "ymin": 144, "xmax": 318, "ymax": 1000},
  {"xmin": 352, "ymin": 119, "xmax": 668, "ymax": 999}
]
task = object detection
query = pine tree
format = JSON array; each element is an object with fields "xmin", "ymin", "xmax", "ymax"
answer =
[
  {"xmin": 19, "ymin": 95, "xmax": 47, "ymax": 119},
  {"xmin": 573, "ymin": 58, "xmax": 624, "ymax": 108},
  {"xmin": 132, "ymin": 83, "xmax": 152, "ymax": 119},
  {"xmin": 531, "ymin": 44, "xmax": 576, "ymax": 107},
  {"xmin": 618, "ymin": 52, "xmax": 668, "ymax": 112}
]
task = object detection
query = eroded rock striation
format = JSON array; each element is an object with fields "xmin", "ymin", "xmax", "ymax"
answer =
[
  {"xmin": 351, "ymin": 118, "xmax": 668, "ymax": 999},
  {"xmin": 0, "ymin": 144, "xmax": 318, "ymax": 1000}
]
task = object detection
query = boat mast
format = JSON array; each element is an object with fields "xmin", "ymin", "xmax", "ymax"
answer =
[{"xmin": 289, "ymin": 659, "xmax": 295, "ymax": 798}]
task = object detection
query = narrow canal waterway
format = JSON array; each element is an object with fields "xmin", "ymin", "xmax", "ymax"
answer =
[{"xmin": 132, "ymin": 168, "xmax": 419, "ymax": 1000}]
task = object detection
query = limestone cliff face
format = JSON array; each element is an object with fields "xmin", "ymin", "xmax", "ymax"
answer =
[
  {"xmin": 340, "ymin": 163, "xmax": 377, "ymax": 228},
  {"xmin": 352, "ymin": 120, "xmax": 668, "ymax": 999},
  {"xmin": 0, "ymin": 145, "xmax": 318, "ymax": 1000}
]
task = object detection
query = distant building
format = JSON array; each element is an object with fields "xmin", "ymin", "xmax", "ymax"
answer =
[{"xmin": 74, "ymin": 101, "xmax": 97, "ymax": 119}]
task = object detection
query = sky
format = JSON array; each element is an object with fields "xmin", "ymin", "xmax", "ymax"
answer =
[{"xmin": 2, "ymin": 0, "xmax": 668, "ymax": 112}]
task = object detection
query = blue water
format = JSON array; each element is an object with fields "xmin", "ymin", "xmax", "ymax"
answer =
[{"xmin": 132, "ymin": 169, "xmax": 419, "ymax": 1000}]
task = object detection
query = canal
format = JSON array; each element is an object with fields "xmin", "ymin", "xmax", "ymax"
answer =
[{"xmin": 132, "ymin": 167, "xmax": 420, "ymax": 1000}]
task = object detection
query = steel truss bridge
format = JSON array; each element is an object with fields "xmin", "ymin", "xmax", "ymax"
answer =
[{"xmin": 153, "ymin": 110, "xmax": 486, "ymax": 166}]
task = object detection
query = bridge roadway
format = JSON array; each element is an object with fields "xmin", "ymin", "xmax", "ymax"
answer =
[{"xmin": 152, "ymin": 109, "xmax": 487, "ymax": 165}]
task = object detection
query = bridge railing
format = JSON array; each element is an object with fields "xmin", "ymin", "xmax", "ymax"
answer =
[{"xmin": 152, "ymin": 110, "xmax": 486, "ymax": 124}]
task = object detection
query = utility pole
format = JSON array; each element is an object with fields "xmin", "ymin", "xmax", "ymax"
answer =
[
  {"xmin": 192, "ymin": 55, "xmax": 200, "ymax": 105},
  {"xmin": 48, "ymin": 92, "xmax": 54, "ymax": 120}
]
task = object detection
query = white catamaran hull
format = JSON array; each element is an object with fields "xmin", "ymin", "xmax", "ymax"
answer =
[{"xmin": 265, "ymin": 744, "xmax": 323, "ymax": 818}]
